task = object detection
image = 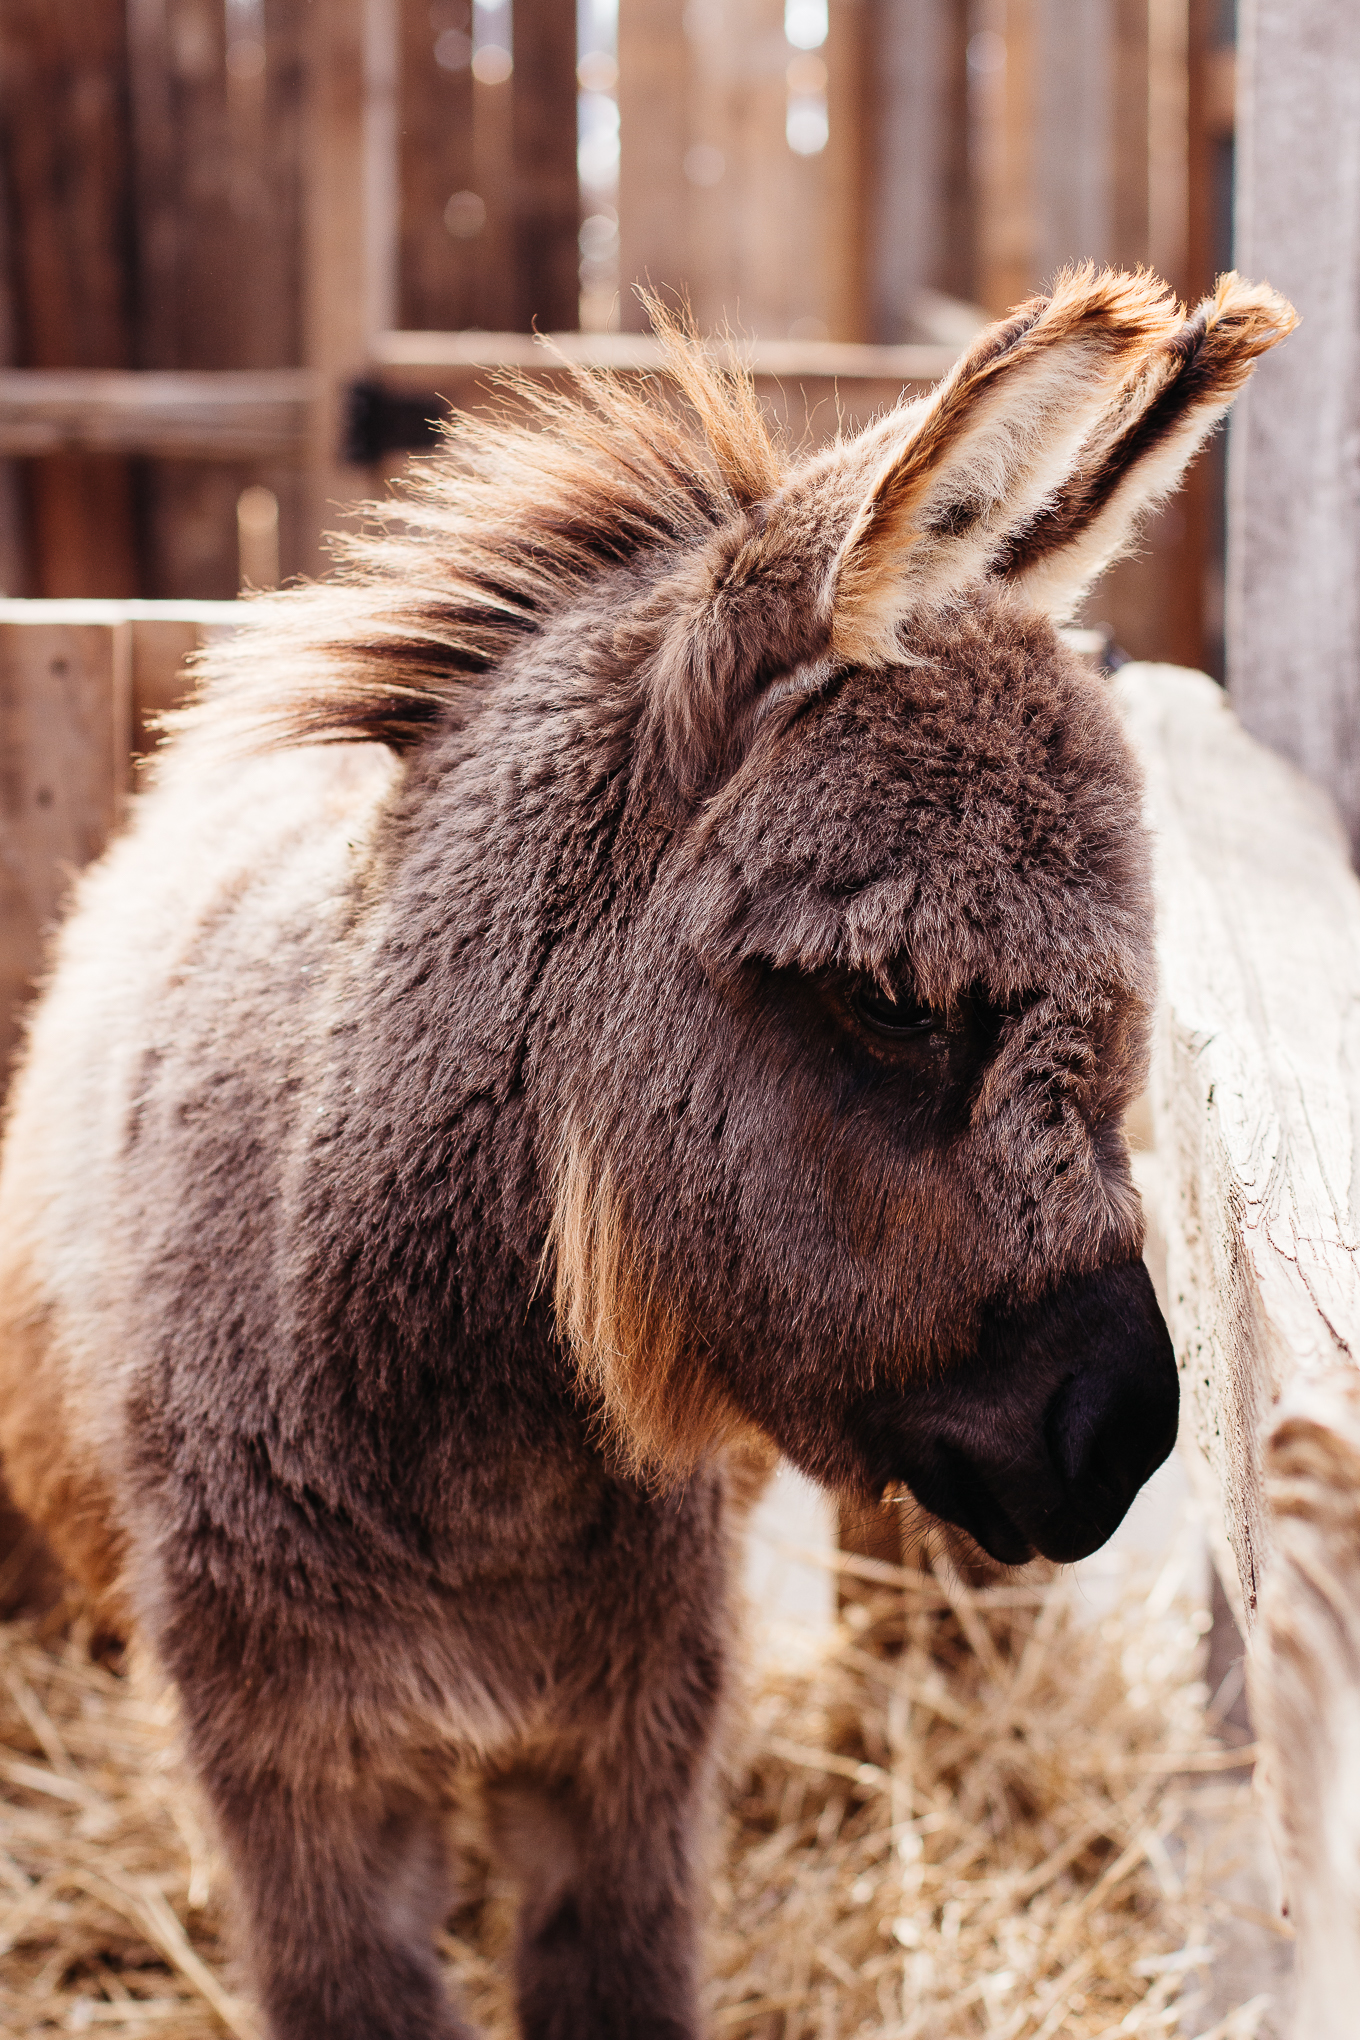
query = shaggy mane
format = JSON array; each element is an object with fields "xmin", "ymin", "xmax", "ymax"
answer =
[{"xmin": 186, "ymin": 304, "xmax": 785, "ymax": 754}]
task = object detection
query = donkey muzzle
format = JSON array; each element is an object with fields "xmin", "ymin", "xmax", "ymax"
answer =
[{"xmin": 852, "ymin": 1259, "xmax": 1179, "ymax": 1565}]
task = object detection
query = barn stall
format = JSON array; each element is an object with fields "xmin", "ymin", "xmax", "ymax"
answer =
[{"xmin": 1, "ymin": 1, "xmax": 1357, "ymax": 2035}]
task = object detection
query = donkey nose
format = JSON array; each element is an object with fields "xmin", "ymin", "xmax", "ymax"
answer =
[{"xmin": 1029, "ymin": 1259, "xmax": 1179, "ymax": 1562}]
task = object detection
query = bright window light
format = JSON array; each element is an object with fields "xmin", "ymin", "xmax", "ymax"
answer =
[
  {"xmin": 785, "ymin": 0, "xmax": 828, "ymax": 50},
  {"xmin": 787, "ymin": 94, "xmax": 829, "ymax": 154}
]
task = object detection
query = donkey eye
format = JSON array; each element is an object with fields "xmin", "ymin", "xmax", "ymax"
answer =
[{"xmin": 848, "ymin": 981, "xmax": 939, "ymax": 1038}]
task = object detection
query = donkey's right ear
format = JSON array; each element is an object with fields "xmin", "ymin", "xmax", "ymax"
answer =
[{"xmin": 826, "ymin": 266, "xmax": 1181, "ymax": 666}]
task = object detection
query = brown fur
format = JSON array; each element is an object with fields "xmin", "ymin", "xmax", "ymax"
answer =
[{"xmin": 0, "ymin": 273, "xmax": 1291, "ymax": 2040}]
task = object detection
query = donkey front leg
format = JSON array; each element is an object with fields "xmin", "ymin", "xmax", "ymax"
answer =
[
  {"xmin": 176, "ymin": 1683, "xmax": 473, "ymax": 2040},
  {"xmin": 491, "ymin": 1756, "xmax": 712, "ymax": 2040}
]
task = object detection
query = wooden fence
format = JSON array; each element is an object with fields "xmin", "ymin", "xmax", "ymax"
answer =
[{"xmin": 0, "ymin": 0, "xmax": 1236, "ymax": 673}]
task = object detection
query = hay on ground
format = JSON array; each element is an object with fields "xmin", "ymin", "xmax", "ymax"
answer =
[{"xmin": 0, "ymin": 1549, "xmax": 1265, "ymax": 2038}]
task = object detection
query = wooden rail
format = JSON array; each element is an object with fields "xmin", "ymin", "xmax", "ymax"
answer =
[
  {"xmin": 0, "ymin": 371, "xmax": 315, "ymax": 461},
  {"xmin": 1121, "ymin": 661, "xmax": 1360, "ymax": 2035},
  {"xmin": 0, "ymin": 339, "xmax": 956, "ymax": 466}
]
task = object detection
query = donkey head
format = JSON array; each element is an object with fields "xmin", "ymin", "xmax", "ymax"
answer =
[
  {"xmin": 547, "ymin": 268, "xmax": 1294, "ymax": 1563},
  {"xmin": 212, "ymin": 266, "xmax": 1293, "ymax": 1567}
]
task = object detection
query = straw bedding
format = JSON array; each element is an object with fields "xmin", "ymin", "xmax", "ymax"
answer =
[{"xmin": 0, "ymin": 1545, "xmax": 1263, "ymax": 2040}]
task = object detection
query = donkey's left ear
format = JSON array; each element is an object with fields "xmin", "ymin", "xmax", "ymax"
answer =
[
  {"xmin": 993, "ymin": 273, "xmax": 1297, "ymax": 619},
  {"xmin": 826, "ymin": 265, "xmax": 1181, "ymax": 665}
]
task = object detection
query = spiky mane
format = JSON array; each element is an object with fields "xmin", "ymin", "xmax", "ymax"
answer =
[{"xmin": 185, "ymin": 310, "xmax": 785, "ymax": 754}]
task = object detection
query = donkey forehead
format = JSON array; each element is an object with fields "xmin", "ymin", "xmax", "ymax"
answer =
[{"xmin": 672, "ymin": 600, "xmax": 1154, "ymax": 1007}]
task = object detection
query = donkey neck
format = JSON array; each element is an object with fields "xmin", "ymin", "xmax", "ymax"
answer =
[{"xmin": 298, "ymin": 609, "xmax": 663, "ymax": 1415}]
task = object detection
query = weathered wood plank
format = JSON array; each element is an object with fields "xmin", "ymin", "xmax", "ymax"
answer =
[
  {"xmin": 0, "ymin": 615, "xmax": 131, "ymax": 1080},
  {"xmin": 0, "ymin": 601, "xmax": 239, "ymax": 1084},
  {"xmin": 0, "ymin": 370, "xmax": 314, "ymax": 460},
  {"xmin": 0, "ymin": 0, "xmax": 140, "ymax": 597},
  {"xmin": 509, "ymin": 0, "xmax": 581, "ymax": 332},
  {"xmin": 0, "ymin": 340, "xmax": 957, "ymax": 469},
  {"xmin": 864, "ymin": 0, "xmax": 972, "ymax": 336},
  {"xmin": 1227, "ymin": 0, "xmax": 1360, "ymax": 861},
  {"xmin": 1120, "ymin": 659, "xmax": 1360, "ymax": 2034},
  {"xmin": 126, "ymin": 0, "xmax": 310, "ymax": 597},
  {"xmin": 397, "ymin": 0, "xmax": 477, "ymax": 332},
  {"xmin": 302, "ymin": 0, "xmax": 398, "ymax": 563}
]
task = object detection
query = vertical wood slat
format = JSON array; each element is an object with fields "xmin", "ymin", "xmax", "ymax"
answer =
[
  {"xmin": 0, "ymin": 601, "xmax": 238, "ymax": 1087},
  {"xmin": 1227, "ymin": 0, "xmax": 1360, "ymax": 862},
  {"xmin": 398, "ymin": 0, "xmax": 477, "ymax": 330},
  {"xmin": 302, "ymin": 0, "xmax": 398, "ymax": 568},
  {"xmin": 617, "ymin": 0, "xmax": 690, "ymax": 333},
  {"xmin": 865, "ymin": 0, "xmax": 972, "ymax": 339},
  {"xmin": 0, "ymin": 614, "xmax": 131, "ymax": 1081},
  {"xmin": 510, "ymin": 0, "xmax": 581, "ymax": 331},
  {"xmin": 0, "ymin": 1, "xmax": 140, "ymax": 599},
  {"xmin": 126, "ymin": 0, "xmax": 309, "ymax": 598}
]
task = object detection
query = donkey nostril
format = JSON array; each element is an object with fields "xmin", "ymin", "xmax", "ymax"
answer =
[{"xmin": 1046, "ymin": 1353, "xmax": 1177, "ymax": 1501}]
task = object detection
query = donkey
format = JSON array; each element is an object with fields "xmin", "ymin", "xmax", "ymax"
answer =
[{"xmin": 0, "ymin": 267, "xmax": 1292, "ymax": 2039}]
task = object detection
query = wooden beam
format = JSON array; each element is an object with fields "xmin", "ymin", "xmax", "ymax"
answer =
[
  {"xmin": 370, "ymin": 329, "xmax": 955, "ymax": 377},
  {"xmin": 0, "ymin": 370, "xmax": 314, "ymax": 460},
  {"xmin": 1122, "ymin": 660, "xmax": 1360, "ymax": 2032},
  {"xmin": 369, "ymin": 330, "xmax": 956, "ymax": 453},
  {"xmin": 1227, "ymin": 0, "xmax": 1360, "ymax": 860},
  {"xmin": 0, "ymin": 340, "xmax": 957, "ymax": 466}
]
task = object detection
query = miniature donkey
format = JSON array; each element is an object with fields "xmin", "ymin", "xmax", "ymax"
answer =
[{"xmin": 0, "ymin": 267, "xmax": 1292, "ymax": 2038}]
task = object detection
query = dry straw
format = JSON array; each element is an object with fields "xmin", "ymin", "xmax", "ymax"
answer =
[{"xmin": 0, "ymin": 1545, "xmax": 1261, "ymax": 2038}]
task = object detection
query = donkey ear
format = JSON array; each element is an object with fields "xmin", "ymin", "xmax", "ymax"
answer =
[
  {"xmin": 827, "ymin": 266, "xmax": 1182, "ymax": 665},
  {"xmin": 993, "ymin": 274, "xmax": 1297, "ymax": 618}
]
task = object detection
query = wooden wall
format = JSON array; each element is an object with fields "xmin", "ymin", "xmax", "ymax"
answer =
[
  {"xmin": 0, "ymin": 0, "xmax": 1236, "ymax": 673},
  {"xmin": 0, "ymin": 0, "xmax": 581, "ymax": 601}
]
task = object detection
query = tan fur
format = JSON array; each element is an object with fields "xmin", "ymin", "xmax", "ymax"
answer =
[
  {"xmin": 0, "ymin": 1268, "xmax": 128, "ymax": 1626},
  {"xmin": 548, "ymin": 1130, "xmax": 750, "ymax": 1481},
  {"xmin": 177, "ymin": 306, "xmax": 782, "ymax": 764}
]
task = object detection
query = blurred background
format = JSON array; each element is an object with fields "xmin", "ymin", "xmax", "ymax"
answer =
[{"xmin": 0, "ymin": 1, "xmax": 1236, "ymax": 668}]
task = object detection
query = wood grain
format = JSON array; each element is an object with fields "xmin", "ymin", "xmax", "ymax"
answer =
[
  {"xmin": 1120, "ymin": 660, "xmax": 1360, "ymax": 2032},
  {"xmin": 0, "ymin": 601, "xmax": 239, "ymax": 1086},
  {"xmin": 0, "ymin": 0, "xmax": 140, "ymax": 597},
  {"xmin": 0, "ymin": 615, "xmax": 131, "ymax": 1081},
  {"xmin": 1227, "ymin": 0, "xmax": 1360, "ymax": 860},
  {"xmin": 0, "ymin": 371, "xmax": 314, "ymax": 460}
]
